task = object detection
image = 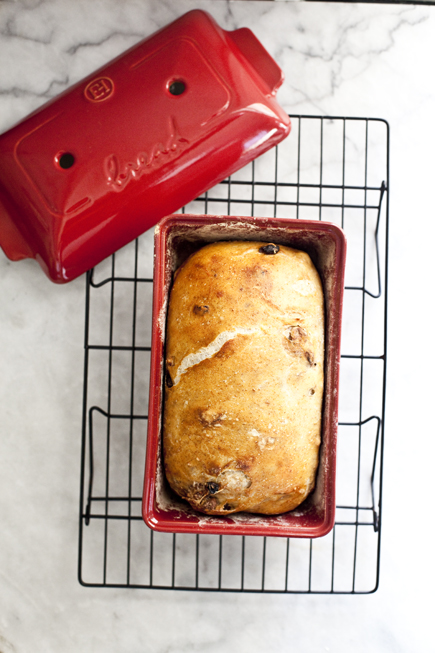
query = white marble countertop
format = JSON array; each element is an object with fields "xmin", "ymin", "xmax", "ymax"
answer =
[{"xmin": 1, "ymin": 1, "xmax": 434, "ymax": 651}]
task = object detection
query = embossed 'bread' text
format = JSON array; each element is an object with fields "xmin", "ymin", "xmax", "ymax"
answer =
[{"xmin": 104, "ymin": 116, "xmax": 189, "ymax": 191}]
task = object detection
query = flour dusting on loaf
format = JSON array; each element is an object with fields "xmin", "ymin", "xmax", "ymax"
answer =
[{"xmin": 163, "ymin": 240, "xmax": 324, "ymax": 515}]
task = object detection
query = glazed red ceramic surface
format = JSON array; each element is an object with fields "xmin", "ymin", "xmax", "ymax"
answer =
[
  {"xmin": 0, "ymin": 10, "xmax": 290, "ymax": 283},
  {"xmin": 143, "ymin": 214, "xmax": 347, "ymax": 538}
]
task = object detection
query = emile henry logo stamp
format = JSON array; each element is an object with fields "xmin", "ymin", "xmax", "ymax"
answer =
[
  {"xmin": 84, "ymin": 77, "xmax": 114, "ymax": 102},
  {"xmin": 104, "ymin": 116, "xmax": 189, "ymax": 191}
]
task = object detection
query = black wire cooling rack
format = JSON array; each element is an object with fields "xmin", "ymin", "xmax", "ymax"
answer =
[{"xmin": 78, "ymin": 114, "xmax": 389, "ymax": 594}]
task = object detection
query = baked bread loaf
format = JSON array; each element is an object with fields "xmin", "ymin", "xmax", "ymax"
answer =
[{"xmin": 163, "ymin": 240, "xmax": 324, "ymax": 515}]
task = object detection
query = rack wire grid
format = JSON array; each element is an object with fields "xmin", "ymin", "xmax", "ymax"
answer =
[{"xmin": 78, "ymin": 114, "xmax": 389, "ymax": 594}]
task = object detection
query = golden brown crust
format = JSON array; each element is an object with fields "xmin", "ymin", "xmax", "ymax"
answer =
[{"xmin": 163, "ymin": 241, "xmax": 324, "ymax": 515}]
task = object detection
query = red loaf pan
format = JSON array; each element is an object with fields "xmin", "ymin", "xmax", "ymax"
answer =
[
  {"xmin": 0, "ymin": 9, "xmax": 290, "ymax": 283},
  {"xmin": 143, "ymin": 214, "xmax": 347, "ymax": 538}
]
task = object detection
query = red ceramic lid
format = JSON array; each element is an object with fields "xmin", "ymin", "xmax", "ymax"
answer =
[{"xmin": 0, "ymin": 10, "xmax": 290, "ymax": 283}]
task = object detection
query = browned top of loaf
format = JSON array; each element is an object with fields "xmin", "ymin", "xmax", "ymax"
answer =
[{"xmin": 163, "ymin": 240, "xmax": 324, "ymax": 515}]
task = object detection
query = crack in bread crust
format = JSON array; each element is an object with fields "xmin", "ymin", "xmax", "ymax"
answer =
[{"xmin": 172, "ymin": 327, "xmax": 258, "ymax": 385}]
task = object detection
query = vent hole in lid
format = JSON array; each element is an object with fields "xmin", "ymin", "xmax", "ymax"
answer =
[
  {"xmin": 168, "ymin": 80, "xmax": 186, "ymax": 96},
  {"xmin": 58, "ymin": 152, "xmax": 75, "ymax": 169}
]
